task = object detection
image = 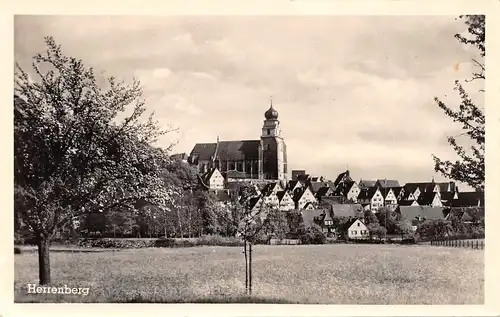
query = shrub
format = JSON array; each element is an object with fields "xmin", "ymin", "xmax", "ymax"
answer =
[
  {"xmin": 77, "ymin": 238, "xmax": 155, "ymax": 249},
  {"xmin": 367, "ymin": 223, "xmax": 387, "ymax": 240},
  {"xmin": 154, "ymin": 237, "xmax": 176, "ymax": 248},
  {"xmin": 197, "ymin": 235, "xmax": 243, "ymax": 247},
  {"xmin": 77, "ymin": 236, "xmax": 245, "ymax": 249},
  {"xmin": 14, "ymin": 247, "xmax": 22, "ymax": 254},
  {"xmin": 14, "ymin": 233, "xmax": 24, "ymax": 245},
  {"xmin": 251, "ymin": 232, "xmax": 271, "ymax": 245},
  {"xmin": 325, "ymin": 237, "xmax": 339, "ymax": 244},
  {"xmin": 300, "ymin": 224, "xmax": 326, "ymax": 245}
]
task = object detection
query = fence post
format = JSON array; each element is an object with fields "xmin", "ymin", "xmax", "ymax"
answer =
[{"xmin": 475, "ymin": 240, "xmax": 478, "ymax": 249}]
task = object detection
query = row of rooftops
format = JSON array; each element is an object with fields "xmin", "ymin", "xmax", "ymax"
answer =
[
  {"xmin": 201, "ymin": 171, "xmax": 484, "ymax": 231},
  {"xmin": 302, "ymin": 204, "xmax": 485, "ymax": 231},
  {"xmin": 195, "ymin": 166, "xmax": 483, "ymax": 210}
]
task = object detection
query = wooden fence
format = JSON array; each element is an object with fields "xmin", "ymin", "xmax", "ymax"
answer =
[{"xmin": 430, "ymin": 239, "xmax": 484, "ymax": 250}]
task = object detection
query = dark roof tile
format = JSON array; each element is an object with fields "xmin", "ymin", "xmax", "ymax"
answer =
[
  {"xmin": 357, "ymin": 187, "xmax": 378, "ymax": 200},
  {"xmin": 330, "ymin": 204, "xmax": 363, "ymax": 218},
  {"xmin": 307, "ymin": 181, "xmax": 328, "ymax": 194},
  {"xmin": 398, "ymin": 200, "xmax": 417, "ymax": 206},
  {"xmin": 376, "ymin": 179, "xmax": 401, "ymax": 188},
  {"xmin": 301, "ymin": 209, "xmax": 327, "ymax": 227},
  {"xmin": 189, "ymin": 140, "xmax": 261, "ymax": 162},
  {"xmin": 276, "ymin": 190, "xmax": 287, "ymax": 201},
  {"xmin": 397, "ymin": 206, "xmax": 444, "ymax": 221},
  {"xmin": 333, "ymin": 170, "xmax": 352, "ymax": 187},
  {"xmin": 416, "ymin": 192, "xmax": 438, "ymax": 206},
  {"xmin": 359, "ymin": 180, "xmax": 377, "ymax": 188},
  {"xmin": 316, "ymin": 186, "xmax": 333, "ymax": 198},
  {"xmin": 452, "ymin": 191, "xmax": 484, "ymax": 207},
  {"xmin": 392, "ymin": 187, "xmax": 404, "ymax": 197}
]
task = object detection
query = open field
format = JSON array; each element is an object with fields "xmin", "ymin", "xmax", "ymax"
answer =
[{"xmin": 14, "ymin": 244, "xmax": 484, "ymax": 304}]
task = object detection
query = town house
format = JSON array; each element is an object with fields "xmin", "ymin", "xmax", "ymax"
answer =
[{"xmin": 357, "ymin": 187, "xmax": 384, "ymax": 212}]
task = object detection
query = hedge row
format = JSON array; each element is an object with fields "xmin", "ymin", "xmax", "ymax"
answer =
[
  {"xmin": 325, "ymin": 237, "xmax": 419, "ymax": 245},
  {"xmin": 76, "ymin": 235, "xmax": 245, "ymax": 249}
]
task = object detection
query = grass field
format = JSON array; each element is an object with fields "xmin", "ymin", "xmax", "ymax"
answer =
[{"xmin": 14, "ymin": 244, "xmax": 484, "ymax": 304}]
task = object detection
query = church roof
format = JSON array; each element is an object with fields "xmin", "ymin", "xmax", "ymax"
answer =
[{"xmin": 190, "ymin": 140, "xmax": 261, "ymax": 161}]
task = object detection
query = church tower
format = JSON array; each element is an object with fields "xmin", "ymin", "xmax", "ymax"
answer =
[{"xmin": 260, "ymin": 101, "xmax": 288, "ymax": 182}]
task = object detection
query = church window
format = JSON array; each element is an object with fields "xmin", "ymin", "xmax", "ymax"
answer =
[{"xmin": 267, "ymin": 128, "xmax": 270, "ymax": 135}]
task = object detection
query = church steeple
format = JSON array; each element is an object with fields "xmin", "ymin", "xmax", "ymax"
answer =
[
  {"xmin": 260, "ymin": 98, "xmax": 287, "ymax": 182},
  {"xmin": 264, "ymin": 96, "xmax": 279, "ymax": 120},
  {"xmin": 262, "ymin": 97, "xmax": 281, "ymax": 138}
]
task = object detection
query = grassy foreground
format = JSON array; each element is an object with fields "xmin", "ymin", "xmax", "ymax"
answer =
[{"xmin": 14, "ymin": 244, "xmax": 483, "ymax": 304}]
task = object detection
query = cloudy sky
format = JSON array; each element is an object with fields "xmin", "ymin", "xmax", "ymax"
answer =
[{"xmin": 14, "ymin": 15, "xmax": 484, "ymax": 189}]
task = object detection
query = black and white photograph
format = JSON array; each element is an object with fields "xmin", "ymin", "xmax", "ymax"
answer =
[{"xmin": 10, "ymin": 3, "xmax": 492, "ymax": 310}]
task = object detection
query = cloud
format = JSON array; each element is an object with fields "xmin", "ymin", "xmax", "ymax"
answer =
[{"xmin": 14, "ymin": 15, "xmax": 484, "ymax": 189}]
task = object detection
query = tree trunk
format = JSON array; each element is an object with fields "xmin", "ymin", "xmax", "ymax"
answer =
[
  {"xmin": 37, "ymin": 235, "xmax": 51, "ymax": 285},
  {"xmin": 249, "ymin": 242, "xmax": 253, "ymax": 295},
  {"xmin": 244, "ymin": 240, "xmax": 248, "ymax": 294},
  {"xmin": 176, "ymin": 209, "xmax": 184, "ymax": 239},
  {"xmin": 188, "ymin": 209, "xmax": 192, "ymax": 239}
]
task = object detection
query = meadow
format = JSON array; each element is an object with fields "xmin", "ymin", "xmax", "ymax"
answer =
[{"xmin": 14, "ymin": 244, "xmax": 484, "ymax": 304}]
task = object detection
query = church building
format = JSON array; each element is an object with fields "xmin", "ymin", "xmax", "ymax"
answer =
[{"xmin": 188, "ymin": 103, "xmax": 288, "ymax": 183}]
